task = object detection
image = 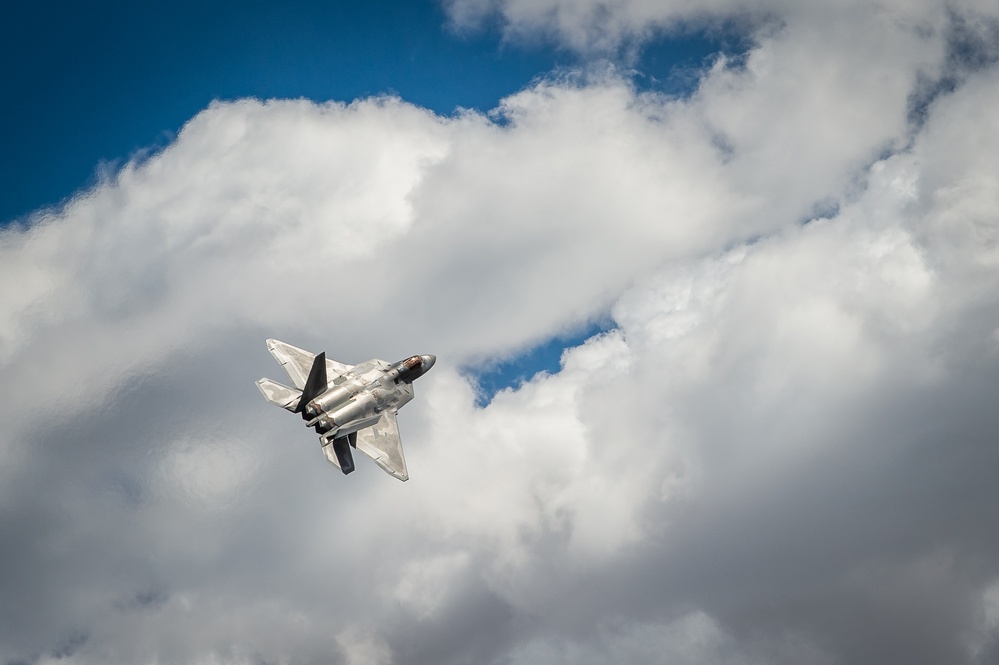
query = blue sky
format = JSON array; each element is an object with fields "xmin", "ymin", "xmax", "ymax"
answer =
[
  {"xmin": 1, "ymin": 0, "xmax": 723, "ymax": 225},
  {"xmin": 2, "ymin": 0, "xmax": 725, "ymax": 404},
  {"xmin": 471, "ymin": 318, "xmax": 614, "ymax": 405}
]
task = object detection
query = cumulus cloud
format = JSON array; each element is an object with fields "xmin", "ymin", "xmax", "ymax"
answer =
[
  {"xmin": 446, "ymin": 0, "xmax": 997, "ymax": 57},
  {"xmin": 2, "ymin": 2, "xmax": 999, "ymax": 664}
]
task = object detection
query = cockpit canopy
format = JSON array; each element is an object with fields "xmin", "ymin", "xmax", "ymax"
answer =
[{"xmin": 393, "ymin": 354, "xmax": 436, "ymax": 383}]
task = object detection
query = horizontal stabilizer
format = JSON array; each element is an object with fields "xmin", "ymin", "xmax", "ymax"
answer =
[
  {"xmin": 354, "ymin": 411, "xmax": 409, "ymax": 481},
  {"xmin": 256, "ymin": 378, "xmax": 301, "ymax": 412}
]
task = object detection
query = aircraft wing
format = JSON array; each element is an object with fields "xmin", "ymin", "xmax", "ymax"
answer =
[
  {"xmin": 354, "ymin": 411, "xmax": 409, "ymax": 481},
  {"xmin": 265, "ymin": 339, "xmax": 352, "ymax": 389}
]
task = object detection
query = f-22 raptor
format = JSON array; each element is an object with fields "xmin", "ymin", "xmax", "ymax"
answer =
[{"xmin": 257, "ymin": 339, "xmax": 435, "ymax": 481}]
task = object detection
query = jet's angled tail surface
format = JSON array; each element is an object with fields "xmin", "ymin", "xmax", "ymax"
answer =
[
  {"xmin": 296, "ymin": 352, "xmax": 328, "ymax": 414},
  {"xmin": 321, "ymin": 432, "xmax": 357, "ymax": 474},
  {"xmin": 256, "ymin": 378, "xmax": 302, "ymax": 412},
  {"xmin": 265, "ymin": 339, "xmax": 352, "ymax": 388}
]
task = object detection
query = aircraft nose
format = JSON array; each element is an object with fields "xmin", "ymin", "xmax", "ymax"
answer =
[{"xmin": 422, "ymin": 354, "xmax": 437, "ymax": 371}]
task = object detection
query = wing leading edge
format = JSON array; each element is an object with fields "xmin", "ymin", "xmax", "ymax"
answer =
[
  {"xmin": 354, "ymin": 411, "xmax": 409, "ymax": 481},
  {"xmin": 265, "ymin": 339, "xmax": 352, "ymax": 388},
  {"xmin": 320, "ymin": 414, "xmax": 407, "ymax": 481}
]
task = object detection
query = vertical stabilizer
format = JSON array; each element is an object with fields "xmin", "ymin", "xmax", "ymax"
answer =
[
  {"xmin": 296, "ymin": 352, "xmax": 328, "ymax": 413},
  {"xmin": 331, "ymin": 436, "xmax": 355, "ymax": 474}
]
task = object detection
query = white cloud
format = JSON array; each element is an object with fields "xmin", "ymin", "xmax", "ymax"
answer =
[
  {"xmin": 2, "ymin": 3, "xmax": 999, "ymax": 664},
  {"xmin": 446, "ymin": 0, "xmax": 995, "ymax": 57}
]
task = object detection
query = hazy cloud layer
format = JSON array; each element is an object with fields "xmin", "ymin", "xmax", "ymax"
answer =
[{"xmin": 2, "ymin": 2, "xmax": 999, "ymax": 664}]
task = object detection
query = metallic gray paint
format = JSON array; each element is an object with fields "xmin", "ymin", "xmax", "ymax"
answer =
[{"xmin": 256, "ymin": 339, "xmax": 434, "ymax": 481}]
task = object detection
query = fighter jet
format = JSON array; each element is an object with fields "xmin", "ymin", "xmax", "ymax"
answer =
[{"xmin": 256, "ymin": 339, "xmax": 435, "ymax": 481}]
